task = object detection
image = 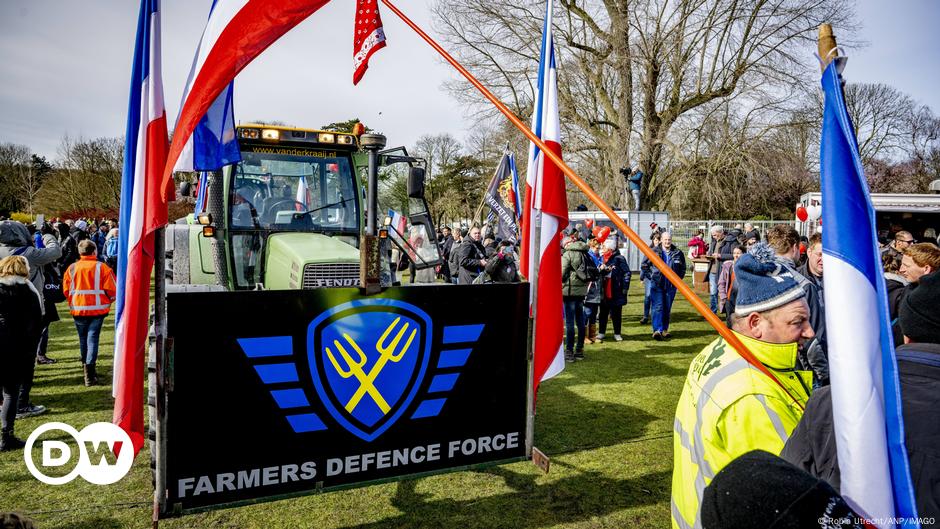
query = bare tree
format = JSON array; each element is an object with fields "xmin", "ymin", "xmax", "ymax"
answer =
[{"xmin": 434, "ymin": 0, "xmax": 855, "ymax": 208}]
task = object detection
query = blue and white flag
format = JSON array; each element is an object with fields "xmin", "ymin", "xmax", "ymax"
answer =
[
  {"xmin": 172, "ymin": 0, "xmax": 241, "ymax": 173},
  {"xmin": 820, "ymin": 58, "xmax": 919, "ymax": 528}
]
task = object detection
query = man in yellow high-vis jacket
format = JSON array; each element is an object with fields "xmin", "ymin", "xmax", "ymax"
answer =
[{"xmin": 671, "ymin": 244, "xmax": 815, "ymax": 529}]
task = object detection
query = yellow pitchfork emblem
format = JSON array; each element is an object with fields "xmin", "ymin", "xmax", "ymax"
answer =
[{"xmin": 325, "ymin": 317, "xmax": 417, "ymax": 415}]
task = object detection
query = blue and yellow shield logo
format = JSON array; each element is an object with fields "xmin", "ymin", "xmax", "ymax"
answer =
[{"xmin": 306, "ymin": 299, "xmax": 432, "ymax": 441}]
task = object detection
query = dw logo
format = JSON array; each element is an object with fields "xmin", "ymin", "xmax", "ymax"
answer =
[
  {"xmin": 238, "ymin": 299, "xmax": 485, "ymax": 442},
  {"xmin": 24, "ymin": 422, "xmax": 134, "ymax": 485}
]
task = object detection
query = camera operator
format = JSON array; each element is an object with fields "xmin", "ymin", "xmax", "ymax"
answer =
[{"xmin": 621, "ymin": 165, "xmax": 643, "ymax": 210}]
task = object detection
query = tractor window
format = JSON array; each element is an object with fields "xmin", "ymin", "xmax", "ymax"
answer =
[{"xmin": 231, "ymin": 151, "xmax": 359, "ymax": 232}]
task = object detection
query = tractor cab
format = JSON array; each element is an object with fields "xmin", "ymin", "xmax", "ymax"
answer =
[{"xmin": 168, "ymin": 124, "xmax": 441, "ymax": 291}]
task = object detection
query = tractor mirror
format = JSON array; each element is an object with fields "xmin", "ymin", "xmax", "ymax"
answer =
[
  {"xmin": 179, "ymin": 181, "xmax": 192, "ymax": 197},
  {"xmin": 407, "ymin": 167, "xmax": 426, "ymax": 199}
]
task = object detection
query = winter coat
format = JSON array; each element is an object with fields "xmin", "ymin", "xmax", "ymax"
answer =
[
  {"xmin": 781, "ymin": 342, "xmax": 940, "ymax": 522},
  {"xmin": 601, "ymin": 250, "xmax": 631, "ymax": 306},
  {"xmin": 717, "ymin": 260, "xmax": 734, "ymax": 310},
  {"xmin": 885, "ymin": 273, "xmax": 909, "ymax": 321},
  {"xmin": 641, "ymin": 244, "xmax": 687, "ymax": 291},
  {"xmin": 584, "ymin": 251, "xmax": 603, "ymax": 304},
  {"xmin": 561, "ymin": 240, "xmax": 591, "ymax": 298},
  {"xmin": 0, "ymin": 274, "xmax": 43, "ymax": 383},
  {"xmin": 798, "ymin": 261, "xmax": 823, "ymax": 290},
  {"xmin": 483, "ymin": 250, "xmax": 520, "ymax": 283},
  {"xmin": 439, "ymin": 234, "xmax": 455, "ymax": 278},
  {"xmin": 0, "ymin": 221, "xmax": 62, "ymax": 315},
  {"xmin": 687, "ymin": 236, "xmax": 707, "ymax": 259},
  {"xmin": 707, "ymin": 234, "xmax": 737, "ymax": 276},
  {"xmin": 885, "ymin": 274, "xmax": 910, "ymax": 347},
  {"xmin": 455, "ymin": 238, "xmax": 486, "ymax": 285}
]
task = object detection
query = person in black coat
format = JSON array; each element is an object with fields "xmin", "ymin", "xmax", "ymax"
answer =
[
  {"xmin": 781, "ymin": 271, "xmax": 940, "ymax": 522},
  {"xmin": 438, "ymin": 226, "xmax": 455, "ymax": 280},
  {"xmin": 0, "ymin": 256, "xmax": 44, "ymax": 451},
  {"xmin": 597, "ymin": 240, "xmax": 631, "ymax": 342},
  {"xmin": 484, "ymin": 240, "xmax": 520, "ymax": 283},
  {"xmin": 455, "ymin": 226, "xmax": 487, "ymax": 285}
]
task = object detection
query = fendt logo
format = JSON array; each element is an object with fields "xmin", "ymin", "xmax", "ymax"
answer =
[
  {"xmin": 238, "ymin": 299, "xmax": 485, "ymax": 442},
  {"xmin": 24, "ymin": 422, "xmax": 134, "ymax": 485}
]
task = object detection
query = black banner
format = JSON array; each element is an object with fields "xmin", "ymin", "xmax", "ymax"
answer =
[
  {"xmin": 162, "ymin": 283, "xmax": 530, "ymax": 513},
  {"xmin": 483, "ymin": 152, "xmax": 520, "ymax": 243}
]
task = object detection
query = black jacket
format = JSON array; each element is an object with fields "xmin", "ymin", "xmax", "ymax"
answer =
[
  {"xmin": 886, "ymin": 274, "xmax": 910, "ymax": 346},
  {"xmin": 439, "ymin": 235, "xmax": 455, "ymax": 278},
  {"xmin": 707, "ymin": 234, "xmax": 737, "ymax": 275},
  {"xmin": 484, "ymin": 250, "xmax": 520, "ymax": 283},
  {"xmin": 600, "ymin": 250, "xmax": 631, "ymax": 306},
  {"xmin": 0, "ymin": 275, "xmax": 43, "ymax": 383},
  {"xmin": 455, "ymin": 238, "xmax": 486, "ymax": 285},
  {"xmin": 781, "ymin": 343, "xmax": 940, "ymax": 521}
]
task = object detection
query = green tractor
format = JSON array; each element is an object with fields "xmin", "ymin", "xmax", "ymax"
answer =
[{"xmin": 165, "ymin": 123, "xmax": 441, "ymax": 290}]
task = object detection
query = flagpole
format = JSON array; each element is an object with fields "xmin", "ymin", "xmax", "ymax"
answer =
[{"xmin": 379, "ymin": 0, "xmax": 803, "ymax": 407}]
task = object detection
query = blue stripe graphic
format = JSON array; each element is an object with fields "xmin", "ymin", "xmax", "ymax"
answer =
[
  {"xmin": 442, "ymin": 324, "xmax": 484, "ymax": 344},
  {"xmin": 820, "ymin": 61, "xmax": 919, "ymax": 524},
  {"xmin": 411, "ymin": 399, "xmax": 447, "ymax": 419},
  {"xmin": 286, "ymin": 413, "xmax": 328, "ymax": 433},
  {"xmin": 270, "ymin": 388, "xmax": 309, "ymax": 409},
  {"xmin": 428, "ymin": 373, "xmax": 460, "ymax": 393},
  {"xmin": 254, "ymin": 363, "xmax": 299, "ymax": 384},
  {"xmin": 437, "ymin": 349, "xmax": 472, "ymax": 369},
  {"xmin": 238, "ymin": 336, "xmax": 292, "ymax": 358}
]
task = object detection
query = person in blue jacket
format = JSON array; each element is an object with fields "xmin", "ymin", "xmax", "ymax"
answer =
[{"xmin": 641, "ymin": 231, "xmax": 687, "ymax": 340}]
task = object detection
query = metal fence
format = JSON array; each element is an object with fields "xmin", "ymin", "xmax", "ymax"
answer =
[{"xmin": 666, "ymin": 220, "xmax": 791, "ymax": 249}]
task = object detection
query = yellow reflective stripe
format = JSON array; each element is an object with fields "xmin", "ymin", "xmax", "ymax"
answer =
[
  {"xmin": 754, "ymin": 394, "xmax": 789, "ymax": 444},
  {"xmin": 71, "ymin": 290, "xmax": 106, "ymax": 295}
]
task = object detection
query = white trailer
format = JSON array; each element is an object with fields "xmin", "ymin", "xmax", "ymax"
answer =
[{"xmin": 798, "ymin": 192, "xmax": 940, "ymax": 243}]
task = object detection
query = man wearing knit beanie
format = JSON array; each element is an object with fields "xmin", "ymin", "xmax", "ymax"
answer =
[
  {"xmin": 782, "ymin": 271, "xmax": 940, "ymax": 522},
  {"xmin": 672, "ymin": 248, "xmax": 815, "ymax": 529}
]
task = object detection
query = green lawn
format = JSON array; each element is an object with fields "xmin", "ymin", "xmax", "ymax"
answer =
[{"xmin": 0, "ymin": 279, "xmax": 714, "ymax": 528}]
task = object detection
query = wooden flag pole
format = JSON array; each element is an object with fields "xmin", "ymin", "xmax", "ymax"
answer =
[{"xmin": 378, "ymin": 0, "xmax": 805, "ymax": 408}]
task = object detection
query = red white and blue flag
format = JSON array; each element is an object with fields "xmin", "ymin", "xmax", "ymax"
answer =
[
  {"xmin": 175, "ymin": 0, "xmax": 242, "ymax": 177},
  {"xmin": 520, "ymin": 0, "xmax": 568, "ymax": 399},
  {"xmin": 113, "ymin": 0, "xmax": 171, "ymax": 455},
  {"xmin": 820, "ymin": 58, "xmax": 919, "ymax": 527},
  {"xmin": 162, "ymin": 0, "xmax": 333, "ymax": 189}
]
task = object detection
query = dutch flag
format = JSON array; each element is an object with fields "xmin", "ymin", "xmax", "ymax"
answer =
[
  {"xmin": 820, "ymin": 58, "xmax": 919, "ymax": 527},
  {"xmin": 519, "ymin": 0, "xmax": 569, "ymax": 398},
  {"xmin": 162, "ymin": 0, "xmax": 333, "ymax": 189},
  {"xmin": 113, "ymin": 0, "xmax": 172, "ymax": 455}
]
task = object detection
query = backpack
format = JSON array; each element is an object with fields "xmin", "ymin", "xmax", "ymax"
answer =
[{"xmin": 574, "ymin": 252, "xmax": 599, "ymax": 282}]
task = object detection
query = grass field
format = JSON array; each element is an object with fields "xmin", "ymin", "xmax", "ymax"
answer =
[{"xmin": 0, "ymin": 279, "xmax": 714, "ymax": 528}]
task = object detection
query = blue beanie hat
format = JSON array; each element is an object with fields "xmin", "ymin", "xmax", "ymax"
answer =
[{"xmin": 734, "ymin": 243, "xmax": 805, "ymax": 316}]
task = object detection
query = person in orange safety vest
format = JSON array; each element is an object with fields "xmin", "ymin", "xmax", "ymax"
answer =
[{"xmin": 62, "ymin": 240, "xmax": 116, "ymax": 386}]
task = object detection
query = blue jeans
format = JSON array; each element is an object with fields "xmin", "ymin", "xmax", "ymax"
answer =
[
  {"xmin": 643, "ymin": 279, "xmax": 652, "ymax": 319},
  {"xmin": 709, "ymin": 272, "xmax": 719, "ymax": 312},
  {"xmin": 74, "ymin": 315, "xmax": 106, "ymax": 365},
  {"xmin": 563, "ymin": 296, "xmax": 586, "ymax": 353},
  {"xmin": 583, "ymin": 302, "xmax": 599, "ymax": 326},
  {"xmin": 650, "ymin": 285, "xmax": 677, "ymax": 333}
]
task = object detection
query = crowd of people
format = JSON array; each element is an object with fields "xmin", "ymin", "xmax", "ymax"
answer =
[
  {"xmin": 0, "ymin": 217, "xmax": 119, "ymax": 451},
  {"xmin": 672, "ymin": 221, "xmax": 940, "ymax": 528}
]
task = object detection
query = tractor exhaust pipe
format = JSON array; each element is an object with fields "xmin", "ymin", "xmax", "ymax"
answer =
[{"xmin": 206, "ymin": 170, "xmax": 229, "ymax": 288}]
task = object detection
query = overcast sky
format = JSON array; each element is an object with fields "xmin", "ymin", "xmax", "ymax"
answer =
[{"xmin": 1, "ymin": 1, "xmax": 938, "ymax": 160}]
